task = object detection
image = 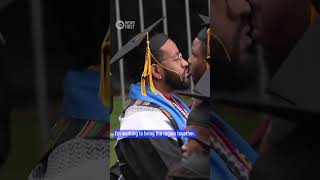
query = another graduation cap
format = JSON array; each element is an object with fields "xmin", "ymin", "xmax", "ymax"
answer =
[
  {"xmin": 111, "ymin": 17, "xmax": 167, "ymax": 96},
  {"xmin": 212, "ymin": 17, "xmax": 320, "ymax": 121},
  {"xmin": 198, "ymin": 14, "xmax": 211, "ymax": 60},
  {"xmin": 197, "ymin": 28, "xmax": 208, "ymax": 43},
  {"xmin": 196, "ymin": 27, "xmax": 211, "ymax": 60},
  {"xmin": 61, "ymin": 29, "xmax": 111, "ymax": 122}
]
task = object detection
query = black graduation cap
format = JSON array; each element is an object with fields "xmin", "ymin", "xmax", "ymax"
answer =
[
  {"xmin": 176, "ymin": 70, "xmax": 210, "ymax": 100},
  {"xmin": 196, "ymin": 28, "xmax": 208, "ymax": 44},
  {"xmin": 197, "ymin": 14, "xmax": 211, "ymax": 60},
  {"xmin": 212, "ymin": 17, "xmax": 320, "ymax": 121},
  {"xmin": 110, "ymin": 17, "xmax": 165, "ymax": 64},
  {"xmin": 111, "ymin": 17, "xmax": 169, "ymax": 96}
]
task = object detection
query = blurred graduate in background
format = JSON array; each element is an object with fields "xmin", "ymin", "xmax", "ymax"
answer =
[{"xmin": 28, "ymin": 0, "xmax": 110, "ymax": 179}]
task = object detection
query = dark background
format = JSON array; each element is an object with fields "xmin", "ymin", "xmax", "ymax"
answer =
[{"xmin": 0, "ymin": 0, "xmax": 108, "ymax": 178}]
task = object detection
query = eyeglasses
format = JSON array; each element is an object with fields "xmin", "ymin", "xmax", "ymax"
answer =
[{"xmin": 161, "ymin": 52, "xmax": 184, "ymax": 63}]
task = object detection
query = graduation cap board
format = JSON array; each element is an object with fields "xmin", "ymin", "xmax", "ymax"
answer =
[
  {"xmin": 212, "ymin": 17, "xmax": 320, "ymax": 122},
  {"xmin": 111, "ymin": 17, "xmax": 176, "ymax": 96},
  {"xmin": 198, "ymin": 14, "xmax": 211, "ymax": 60},
  {"xmin": 110, "ymin": 17, "xmax": 165, "ymax": 64}
]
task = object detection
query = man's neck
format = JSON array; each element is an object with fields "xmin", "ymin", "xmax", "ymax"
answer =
[{"xmin": 153, "ymin": 80, "xmax": 173, "ymax": 98}]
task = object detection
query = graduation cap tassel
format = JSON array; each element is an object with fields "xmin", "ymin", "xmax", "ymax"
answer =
[
  {"xmin": 99, "ymin": 29, "xmax": 110, "ymax": 107},
  {"xmin": 212, "ymin": 29, "xmax": 232, "ymax": 63},
  {"xmin": 141, "ymin": 32, "xmax": 157, "ymax": 96},
  {"xmin": 207, "ymin": 28, "xmax": 211, "ymax": 59},
  {"xmin": 141, "ymin": 55, "xmax": 148, "ymax": 96}
]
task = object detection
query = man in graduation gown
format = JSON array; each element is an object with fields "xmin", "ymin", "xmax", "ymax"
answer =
[
  {"xmin": 176, "ymin": 25, "xmax": 211, "ymax": 160},
  {"xmin": 210, "ymin": 0, "xmax": 320, "ymax": 178},
  {"xmin": 215, "ymin": 16, "xmax": 320, "ymax": 179},
  {"xmin": 229, "ymin": 0, "xmax": 320, "ymax": 179},
  {"xmin": 186, "ymin": 26, "xmax": 211, "ymax": 110},
  {"xmin": 188, "ymin": 27, "xmax": 210, "ymax": 85},
  {"xmin": 205, "ymin": 0, "xmax": 262, "ymax": 179},
  {"xmin": 28, "ymin": 29, "xmax": 110, "ymax": 180},
  {"xmin": 167, "ymin": 74, "xmax": 211, "ymax": 180},
  {"xmin": 28, "ymin": 1, "xmax": 110, "ymax": 178},
  {"xmin": 249, "ymin": 0, "xmax": 320, "ymax": 152},
  {"xmin": 178, "ymin": 0, "xmax": 319, "ymax": 179},
  {"xmin": 111, "ymin": 22, "xmax": 191, "ymax": 179},
  {"xmin": 175, "ymin": 70, "xmax": 258, "ymax": 180},
  {"xmin": 165, "ymin": 25, "xmax": 212, "ymax": 180},
  {"xmin": 169, "ymin": 4, "xmax": 260, "ymax": 176},
  {"xmin": 210, "ymin": 0, "xmax": 266, "ymax": 152},
  {"xmin": 168, "ymin": 0, "xmax": 262, "ymax": 176}
]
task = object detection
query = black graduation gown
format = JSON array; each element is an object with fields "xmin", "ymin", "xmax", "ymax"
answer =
[
  {"xmin": 250, "ymin": 17, "xmax": 320, "ymax": 180},
  {"xmin": 166, "ymin": 152, "xmax": 210, "ymax": 180},
  {"xmin": 115, "ymin": 138, "xmax": 183, "ymax": 180},
  {"xmin": 250, "ymin": 118, "xmax": 320, "ymax": 180}
]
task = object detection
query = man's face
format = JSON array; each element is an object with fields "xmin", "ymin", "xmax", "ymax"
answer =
[
  {"xmin": 210, "ymin": 0, "xmax": 258, "ymax": 90},
  {"xmin": 250, "ymin": 0, "xmax": 311, "ymax": 75},
  {"xmin": 188, "ymin": 38, "xmax": 208, "ymax": 84},
  {"xmin": 159, "ymin": 39, "xmax": 191, "ymax": 90},
  {"xmin": 212, "ymin": 0, "xmax": 252, "ymax": 64}
]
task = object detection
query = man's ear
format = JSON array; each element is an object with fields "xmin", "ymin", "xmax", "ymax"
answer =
[{"xmin": 151, "ymin": 64, "xmax": 163, "ymax": 80}]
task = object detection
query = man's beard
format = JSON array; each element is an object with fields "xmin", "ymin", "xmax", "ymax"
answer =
[{"xmin": 164, "ymin": 68, "xmax": 190, "ymax": 90}]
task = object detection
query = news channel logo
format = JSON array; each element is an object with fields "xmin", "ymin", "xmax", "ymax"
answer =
[{"xmin": 115, "ymin": 20, "xmax": 135, "ymax": 30}]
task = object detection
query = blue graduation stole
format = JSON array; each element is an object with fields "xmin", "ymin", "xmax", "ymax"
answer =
[
  {"xmin": 129, "ymin": 83, "xmax": 190, "ymax": 131},
  {"xmin": 62, "ymin": 69, "xmax": 110, "ymax": 122},
  {"xmin": 210, "ymin": 112, "xmax": 258, "ymax": 180}
]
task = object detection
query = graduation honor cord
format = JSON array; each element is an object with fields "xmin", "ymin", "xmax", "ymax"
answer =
[{"xmin": 160, "ymin": 93, "xmax": 189, "ymax": 120}]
